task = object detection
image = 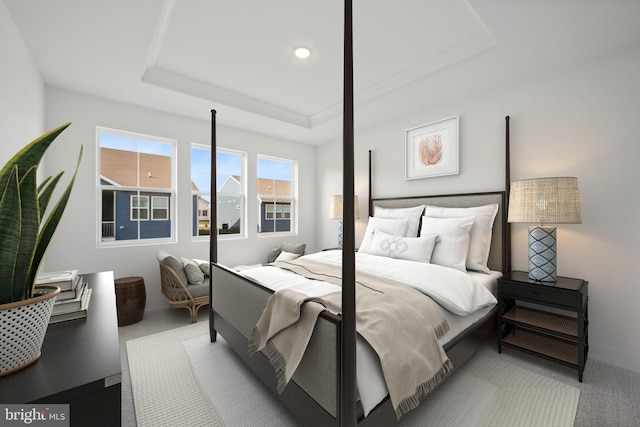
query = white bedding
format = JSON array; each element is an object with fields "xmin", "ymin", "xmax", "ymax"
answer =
[{"xmin": 240, "ymin": 250, "xmax": 500, "ymax": 417}]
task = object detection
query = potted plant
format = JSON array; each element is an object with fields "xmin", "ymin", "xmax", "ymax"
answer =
[{"xmin": 0, "ymin": 122, "xmax": 82, "ymax": 376}]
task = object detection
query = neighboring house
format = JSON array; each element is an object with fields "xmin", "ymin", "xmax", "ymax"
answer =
[
  {"xmin": 192, "ymin": 180, "xmax": 211, "ymax": 236},
  {"xmin": 257, "ymin": 177, "xmax": 291, "ymax": 233},
  {"xmin": 217, "ymin": 175, "xmax": 242, "ymax": 234},
  {"xmin": 100, "ymin": 148, "xmax": 172, "ymax": 241},
  {"xmin": 214, "ymin": 174, "xmax": 291, "ymax": 234}
]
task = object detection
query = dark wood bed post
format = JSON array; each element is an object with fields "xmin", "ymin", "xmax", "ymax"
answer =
[
  {"xmin": 504, "ymin": 115, "xmax": 511, "ymax": 274},
  {"xmin": 340, "ymin": 0, "xmax": 357, "ymax": 425},
  {"xmin": 210, "ymin": 109, "xmax": 218, "ymax": 342},
  {"xmin": 368, "ymin": 150, "xmax": 373, "ymax": 217}
]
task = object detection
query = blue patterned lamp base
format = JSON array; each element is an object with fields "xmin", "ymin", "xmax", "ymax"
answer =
[
  {"xmin": 337, "ymin": 221, "xmax": 343, "ymax": 250},
  {"xmin": 528, "ymin": 226, "xmax": 557, "ymax": 282}
]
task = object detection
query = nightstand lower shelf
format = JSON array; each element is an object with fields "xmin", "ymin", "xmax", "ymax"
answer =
[
  {"xmin": 503, "ymin": 306, "xmax": 577, "ymax": 337},
  {"xmin": 502, "ymin": 328, "xmax": 578, "ymax": 366}
]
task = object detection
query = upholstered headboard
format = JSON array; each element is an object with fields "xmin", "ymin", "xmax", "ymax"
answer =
[{"xmin": 371, "ymin": 191, "xmax": 508, "ymax": 273}]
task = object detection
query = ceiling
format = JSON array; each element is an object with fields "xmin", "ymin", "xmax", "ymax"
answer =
[{"xmin": 5, "ymin": 0, "xmax": 640, "ymax": 145}]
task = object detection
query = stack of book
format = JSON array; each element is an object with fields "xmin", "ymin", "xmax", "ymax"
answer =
[{"xmin": 36, "ymin": 270, "xmax": 93, "ymax": 324}]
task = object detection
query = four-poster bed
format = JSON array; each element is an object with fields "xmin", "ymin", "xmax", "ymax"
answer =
[{"xmin": 208, "ymin": 2, "xmax": 512, "ymax": 425}]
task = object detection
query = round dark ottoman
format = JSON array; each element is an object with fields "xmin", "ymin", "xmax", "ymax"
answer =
[{"xmin": 114, "ymin": 276, "xmax": 146, "ymax": 326}]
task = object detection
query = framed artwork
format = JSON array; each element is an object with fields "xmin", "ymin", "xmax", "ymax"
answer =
[{"xmin": 405, "ymin": 115, "xmax": 459, "ymax": 180}]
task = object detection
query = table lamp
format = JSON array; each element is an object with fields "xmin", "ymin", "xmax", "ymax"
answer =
[
  {"xmin": 508, "ymin": 177, "xmax": 581, "ymax": 282},
  {"xmin": 329, "ymin": 195, "xmax": 360, "ymax": 249}
]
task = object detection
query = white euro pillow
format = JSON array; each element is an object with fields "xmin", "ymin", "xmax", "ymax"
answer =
[
  {"xmin": 420, "ymin": 216, "xmax": 474, "ymax": 272},
  {"xmin": 424, "ymin": 204, "xmax": 498, "ymax": 273},
  {"xmin": 373, "ymin": 205, "xmax": 425, "ymax": 237},
  {"xmin": 368, "ymin": 230, "xmax": 438, "ymax": 263},
  {"xmin": 359, "ymin": 217, "xmax": 409, "ymax": 254}
]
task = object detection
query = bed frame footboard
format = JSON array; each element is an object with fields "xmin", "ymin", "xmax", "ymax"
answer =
[{"xmin": 211, "ymin": 263, "xmax": 346, "ymax": 425}]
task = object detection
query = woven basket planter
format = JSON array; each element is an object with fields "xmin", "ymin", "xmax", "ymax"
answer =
[{"xmin": 0, "ymin": 285, "xmax": 60, "ymax": 377}]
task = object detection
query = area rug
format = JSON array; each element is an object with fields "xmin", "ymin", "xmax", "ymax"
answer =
[{"xmin": 127, "ymin": 322, "xmax": 580, "ymax": 427}]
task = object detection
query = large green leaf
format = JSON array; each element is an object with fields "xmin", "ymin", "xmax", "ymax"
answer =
[
  {"xmin": 14, "ymin": 166, "xmax": 39, "ymax": 301},
  {"xmin": 28, "ymin": 145, "xmax": 83, "ymax": 294},
  {"xmin": 0, "ymin": 123, "xmax": 71, "ymax": 195},
  {"xmin": 37, "ymin": 172, "xmax": 63, "ymax": 222},
  {"xmin": 0, "ymin": 167, "xmax": 21, "ymax": 303}
]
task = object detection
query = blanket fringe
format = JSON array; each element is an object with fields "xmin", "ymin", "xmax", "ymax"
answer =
[
  {"xmin": 394, "ymin": 358, "xmax": 454, "ymax": 420},
  {"xmin": 248, "ymin": 327, "xmax": 289, "ymax": 394},
  {"xmin": 247, "ymin": 327, "xmax": 261, "ymax": 354},
  {"xmin": 434, "ymin": 320, "xmax": 450, "ymax": 339}
]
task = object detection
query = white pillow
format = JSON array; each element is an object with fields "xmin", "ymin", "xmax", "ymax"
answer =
[
  {"xmin": 424, "ymin": 204, "xmax": 499, "ymax": 273},
  {"xmin": 420, "ymin": 216, "xmax": 475, "ymax": 272},
  {"xmin": 275, "ymin": 250, "xmax": 302, "ymax": 262},
  {"xmin": 368, "ymin": 230, "xmax": 438, "ymax": 263},
  {"xmin": 359, "ymin": 217, "xmax": 409, "ymax": 254},
  {"xmin": 373, "ymin": 205, "xmax": 425, "ymax": 237}
]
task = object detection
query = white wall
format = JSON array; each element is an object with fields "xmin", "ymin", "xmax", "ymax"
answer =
[
  {"xmin": 0, "ymin": 1, "xmax": 44, "ymax": 163},
  {"xmin": 317, "ymin": 45, "xmax": 640, "ymax": 374},
  {"xmin": 44, "ymin": 87, "xmax": 317, "ymax": 311}
]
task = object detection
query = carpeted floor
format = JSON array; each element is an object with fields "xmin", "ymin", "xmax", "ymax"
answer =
[
  {"xmin": 128, "ymin": 322, "xmax": 581, "ymax": 427},
  {"xmin": 119, "ymin": 308, "xmax": 640, "ymax": 426}
]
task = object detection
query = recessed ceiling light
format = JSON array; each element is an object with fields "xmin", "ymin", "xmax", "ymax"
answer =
[{"xmin": 294, "ymin": 47, "xmax": 311, "ymax": 59}]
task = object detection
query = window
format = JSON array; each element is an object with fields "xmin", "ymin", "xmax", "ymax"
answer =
[
  {"xmin": 130, "ymin": 195, "xmax": 149, "ymax": 220},
  {"xmin": 257, "ymin": 156, "xmax": 297, "ymax": 233},
  {"xmin": 191, "ymin": 144, "xmax": 245, "ymax": 238},
  {"xmin": 98, "ymin": 127, "xmax": 175, "ymax": 245},
  {"xmin": 152, "ymin": 196, "xmax": 169, "ymax": 220}
]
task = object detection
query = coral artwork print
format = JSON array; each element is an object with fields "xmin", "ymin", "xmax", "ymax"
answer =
[
  {"xmin": 418, "ymin": 134, "xmax": 443, "ymax": 166},
  {"xmin": 406, "ymin": 116, "xmax": 458, "ymax": 179}
]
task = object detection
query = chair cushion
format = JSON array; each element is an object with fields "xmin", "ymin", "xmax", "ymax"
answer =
[
  {"xmin": 157, "ymin": 250, "xmax": 189, "ymax": 286},
  {"xmin": 187, "ymin": 279, "xmax": 210, "ymax": 298}
]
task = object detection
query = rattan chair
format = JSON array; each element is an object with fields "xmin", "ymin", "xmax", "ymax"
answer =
[{"xmin": 158, "ymin": 263, "xmax": 209, "ymax": 323}]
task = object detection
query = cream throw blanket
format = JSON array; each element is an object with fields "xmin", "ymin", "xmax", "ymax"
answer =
[{"xmin": 248, "ymin": 257, "xmax": 453, "ymax": 419}]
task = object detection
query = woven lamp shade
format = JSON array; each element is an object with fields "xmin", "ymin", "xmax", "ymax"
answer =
[
  {"xmin": 508, "ymin": 177, "xmax": 581, "ymax": 225},
  {"xmin": 329, "ymin": 195, "xmax": 360, "ymax": 220},
  {"xmin": 508, "ymin": 177, "xmax": 581, "ymax": 282}
]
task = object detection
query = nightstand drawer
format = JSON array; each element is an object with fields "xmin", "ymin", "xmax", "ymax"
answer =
[{"xmin": 500, "ymin": 282, "xmax": 580, "ymax": 309}]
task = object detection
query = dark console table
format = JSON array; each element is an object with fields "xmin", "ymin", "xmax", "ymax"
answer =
[{"xmin": 0, "ymin": 271, "xmax": 122, "ymax": 426}]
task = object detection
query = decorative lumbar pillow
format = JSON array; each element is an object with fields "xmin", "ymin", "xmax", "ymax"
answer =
[
  {"xmin": 275, "ymin": 251, "xmax": 302, "ymax": 262},
  {"xmin": 180, "ymin": 257, "xmax": 205, "ymax": 285},
  {"xmin": 193, "ymin": 259, "xmax": 210, "ymax": 276},
  {"xmin": 368, "ymin": 230, "xmax": 438, "ymax": 263},
  {"xmin": 424, "ymin": 204, "xmax": 499, "ymax": 273},
  {"xmin": 374, "ymin": 205, "xmax": 426, "ymax": 237},
  {"xmin": 359, "ymin": 217, "xmax": 409, "ymax": 254},
  {"xmin": 420, "ymin": 216, "xmax": 475, "ymax": 272}
]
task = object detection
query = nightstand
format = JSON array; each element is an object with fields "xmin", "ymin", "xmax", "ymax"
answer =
[{"xmin": 497, "ymin": 271, "xmax": 589, "ymax": 381}]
